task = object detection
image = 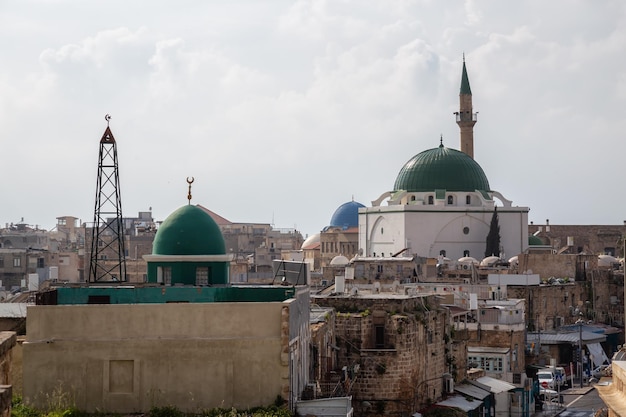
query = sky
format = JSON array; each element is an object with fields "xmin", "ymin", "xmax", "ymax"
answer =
[{"xmin": 2, "ymin": 0, "xmax": 626, "ymax": 239}]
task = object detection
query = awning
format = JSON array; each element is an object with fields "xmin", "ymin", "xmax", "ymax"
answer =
[
  {"xmin": 587, "ymin": 342, "xmax": 610, "ymax": 367},
  {"xmin": 454, "ymin": 383, "xmax": 490, "ymax": 400},
  {"xmin": 476, "ymin": 376, "xmax": 516, "ymax": 393},
  {"xmin": 436, "ymin": 395, "xmax": 482, "ymax": 412}
]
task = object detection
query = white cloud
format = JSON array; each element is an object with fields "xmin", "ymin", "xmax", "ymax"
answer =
[{"xmin": 2, "ymin": 0, "xmax": 626, "ymax": 236}]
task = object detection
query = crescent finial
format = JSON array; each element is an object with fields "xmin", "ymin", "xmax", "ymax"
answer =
[{"xmin": 187, "ymin": 177, "xmax": 194, "ymax": 204}]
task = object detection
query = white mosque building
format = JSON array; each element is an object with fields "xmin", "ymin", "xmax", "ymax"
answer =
[{"xmin": 358, "ymin": 60, "xmax": 529, "ymax": 261}]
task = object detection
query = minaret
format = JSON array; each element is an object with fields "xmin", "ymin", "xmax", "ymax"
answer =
[{"xmin": 455, "ymin": 56, "xmax": 477, "ymax": 158}]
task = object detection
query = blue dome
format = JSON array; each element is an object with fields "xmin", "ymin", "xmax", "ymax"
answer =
[{"xmin": 329, "ymin": 201, "xmax": 365, "ymax": 229}]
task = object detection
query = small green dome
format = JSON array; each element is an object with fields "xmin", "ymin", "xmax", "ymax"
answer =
[
  {"xmin": 152, "ymin": 205, "xmax": 225, "ymax": 255},
  {"xmin": 528, "ymin": 235, "xmax": 544, "ymax": 246},
  {"xmin": 393, "ymin": 144, "xmax": 491, "ymax": 192}
]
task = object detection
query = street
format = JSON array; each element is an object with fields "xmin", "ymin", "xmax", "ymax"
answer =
[{"xmin": 554, "ymin": 385, "xmax": 605, "ymax": 417}]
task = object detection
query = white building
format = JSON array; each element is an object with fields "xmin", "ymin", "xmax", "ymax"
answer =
[{"xmin": 358, "ymin": 59, "xmax": 529, "ymax": 261}]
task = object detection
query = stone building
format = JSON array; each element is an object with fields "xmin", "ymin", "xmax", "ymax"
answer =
[
  {"xmin": 465, "ymin": 299, "xmax": 527, "ymax": 384},
  {"xmin": 319, "ymin": 200, "xmax": 363, "ymax": 270},
  {"xmin": 312, "ymin": 290, "xmax": 450, "ymax": 417},
  {"xmin": 528, "ymin": 221, "xmax": 626, "ymax": 256},
  {"xmin": 198, "ymin": 205, "xmax": 304, "ymax": 279}
]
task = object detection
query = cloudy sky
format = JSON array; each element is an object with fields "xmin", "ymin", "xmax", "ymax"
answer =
[{"xmin": 2, "ymin": 0, "xmax": 626, "ymax": 239}]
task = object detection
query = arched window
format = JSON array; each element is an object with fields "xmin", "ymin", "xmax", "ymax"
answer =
[
  {"xmin": 466, "ymin": 195, "xmax": 471, "ymax": 205},
  {"xmin": 439, "ymin": 250, "xmax": 446, "ymax": 257},
  {"xmin": 428, "ymin": 195, "xmax": 434, "ymax": 205},
  {"xmin": 447, "ymin": 195, "xmax": 454, "ymax": 205},
  {"xmin": 464, "ymin": 250, "xmax": 470, "ymax": 257}
]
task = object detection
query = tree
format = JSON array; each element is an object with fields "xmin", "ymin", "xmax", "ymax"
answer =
[{"xmin": 485, "ymin": 206, "xmax": 501, "ymax": 258}]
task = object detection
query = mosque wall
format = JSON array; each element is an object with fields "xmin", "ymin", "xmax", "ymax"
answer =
[
  {"xmin": 23, "ymin": 301, "xmax": 299, "ymax": 413},
  {"xmin": 360, "ymin": 208, "xmax": 528, "ymax": 261}
]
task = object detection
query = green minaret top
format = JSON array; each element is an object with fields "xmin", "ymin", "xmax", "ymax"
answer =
[{"xmin": 460, "ymin": 58, "xmax": 472, "ymax": 95}]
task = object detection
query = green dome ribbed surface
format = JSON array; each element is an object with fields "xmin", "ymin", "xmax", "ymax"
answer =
[
  {"xmin": 394, "ymin": 145, "xmax": 490, "ymax": 192},
  {"xmin": 528, "ymin": 235, "xmax": 544, "ymax": 246},
  {"xmin": 152, "ymin": 205, "xmax": 225, "ymax": 255}
]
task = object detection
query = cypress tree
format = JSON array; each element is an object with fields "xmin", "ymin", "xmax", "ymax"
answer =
[{"xmin": 485, "ymin": 206, "xmax": 501, "ymax": 258}]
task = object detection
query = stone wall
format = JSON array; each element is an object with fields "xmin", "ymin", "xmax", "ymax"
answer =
[
  {"xmin": 508, "ymin": 270, "xmax": 624, "ymax": 330},
  {"xmin": 0, "ymin": 332, "xmax": 16, "ymax": 417},
  {"xmin": 313, "ymin": 295, "xmax": 449, "ymax": 416},
  {"xmin": 528, "ymin": 223, "xmax": 626, "ymax": 256}
]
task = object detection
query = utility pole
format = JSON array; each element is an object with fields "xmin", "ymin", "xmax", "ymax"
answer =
[{"xmin": 577, "ymin": 315, "xmax": 584, "ymax": 388}]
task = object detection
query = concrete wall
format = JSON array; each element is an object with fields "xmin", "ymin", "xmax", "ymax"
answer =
[{"xmin": 23, "ymin": 302, "xmax": 296, "ymax": 413}]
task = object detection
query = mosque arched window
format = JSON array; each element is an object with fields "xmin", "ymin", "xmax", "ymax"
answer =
[
  {"xmin": 428, "ymin": 196, "xmax": 434, "ymax": 205},
  {"xmin": 447, "ymin": 195, "xmax": 454, "ymax": 205},
  {"xmin": 466, "ymin": 195, "xmax": 471, "ymax": 205}
]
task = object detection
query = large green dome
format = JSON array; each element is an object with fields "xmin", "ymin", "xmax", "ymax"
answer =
[
  {"xmin": 152, "ymin": 205, "xmax": 226, "ymax": 255},
  {"xmin": 393, "ymin": 144, "xmax": 491, "ymax": 192}
]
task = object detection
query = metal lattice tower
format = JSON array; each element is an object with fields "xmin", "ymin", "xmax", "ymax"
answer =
[{"xmin": 88, "ymin": 115, "xmax": 127, "ymax": 282}]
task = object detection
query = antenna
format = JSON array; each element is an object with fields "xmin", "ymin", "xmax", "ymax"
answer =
[{"xmin": 88, "ymin": 115, "xmax": 127, "ymax": 283}]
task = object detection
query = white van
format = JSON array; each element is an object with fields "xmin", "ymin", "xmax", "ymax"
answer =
[
  {"xmin": 537, "ymin": 366, "xmax": 566, "ymax": 389},
  {"xmin": 537, "ymin": 369, "xmax": 556, "ymax": 390}
]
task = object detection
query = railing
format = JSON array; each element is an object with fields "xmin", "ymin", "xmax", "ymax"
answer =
[{"xmin": 455, "ymin": 111, "xmax": 478, "ymax": 122}]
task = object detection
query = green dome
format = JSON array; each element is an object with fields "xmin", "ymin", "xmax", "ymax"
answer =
[
  {"xmin": 152, "ymin": 205, "xmax": 225, "ymax": 255},
  {"xmin": 394, "ymin": 144, "xmax": 490, "ymax": 192},
  {"xmin": 528, "ymin": 235, "xmax": 544, "ymax": 246}
]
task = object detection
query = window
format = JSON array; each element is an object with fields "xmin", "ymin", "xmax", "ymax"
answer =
[
  {"xmin": 466, "ymin": 195, "xmax": 471, "ymax": 205},
  {"xmin": 410, "ymin": 196, "xmax": 416, "ymax": 201},
  {"xmin": 58, "ymin": 218, "xmax": 66, "ymax": 226},
  {"xmin": 428, "ymin": 196, "xmax": 434, "ymax": 205},
  {"xmin": 196, "ymin": 267, "xmax": 209, "ymax": 286},
  {"xmin": 447, "ymin": 195, "xmax": 453, "ymax": 204},
  {"xmin": 157, "ymin": 266, "xmax": 172, "ymax": 285},
  {"xmin": 375, "ymin": 325, "xmax": 385, "ymax": 349},
  {"xmin": 13, "ymin": 257, "xmax": 21, "ymax": 267},
  {"xmin": 468, "ymin": 355, "xmax": 503, "ymax": 372},
  {"xmin": 463, "ymin": 226, "xmax": 470, "ymax": 235},
  {"xmin": 377, "ymin": 265, "xmax": 383, "ymax": 273},
  {"xmin": 380, "ymin": 227, "xmax": 384, "ymax": 235},
  {"xmin": 37, "ymin": 258, "xmax": 44, "ymax": 268},
  {"xmin": 87, "ymin": 295, "xmax": 110, "ymax": 304},
  {"xmin": 0, "ymin": 257, "xmax": 3, "ymax": 268},
  {"xmin": 464, "ymin": 250, "xmax": 470, "ymax": 257}
]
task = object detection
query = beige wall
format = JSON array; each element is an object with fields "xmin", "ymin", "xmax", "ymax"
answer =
[{"xmin": 24, "ymin": 302, "xmax": 291, "ymax": 413}]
